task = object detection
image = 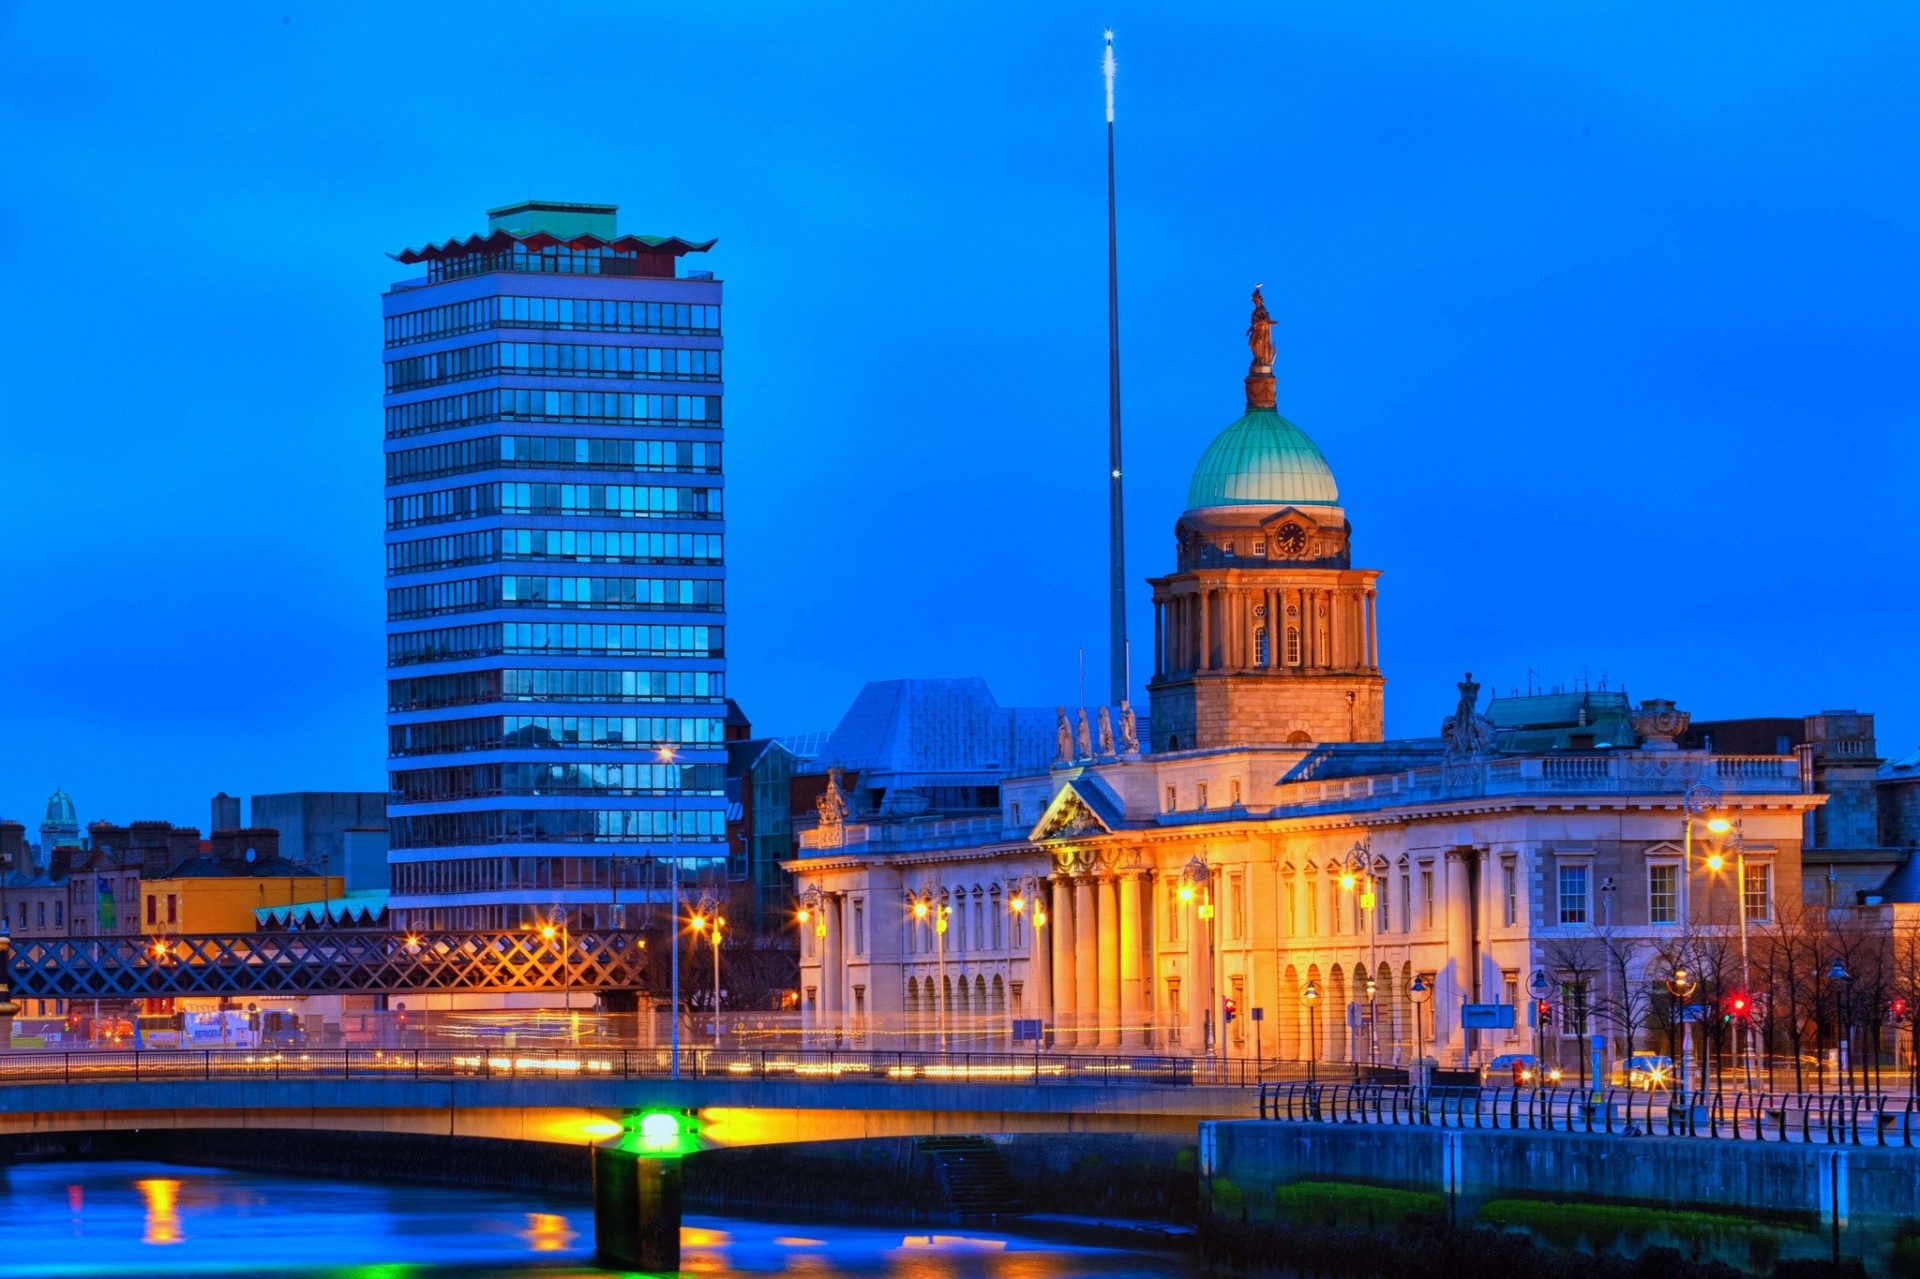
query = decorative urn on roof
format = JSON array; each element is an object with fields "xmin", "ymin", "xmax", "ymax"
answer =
[{"xmin": 1631, "ymin": 698, "xmax": 1690, "ymax": 752}]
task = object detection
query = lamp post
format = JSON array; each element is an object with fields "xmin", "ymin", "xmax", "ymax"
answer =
[
  {"xmin": 1410, "ymin": 974, "xmax": 1432, "ymax": 1092},
  {"xmin": 1829, "ymin": 960, "xmax": 1851, "ymax": 1094},
  {"xmin": 913, "ymin": 890, "xmax": 951, "ymax": 1053},
  {"xmin": 1009, "ymin": 876, "xmax": 1048, "ymax": 1046},
  {"xmin": 1341, "ymin": 837, "xmax": 1379, "ymax": 1068},
  {"xmin": 692, "ymin": 892, "xmax": 724, "ymax": 1050},
  {"xmin": 1179, "ymin": 857, "xmax": 1215, "ymax": 1057},
  {"xmin": 539, "ymin": 909, "xmax": 572, "ymax": 1041},
  {"xmin": 1302, "ymin": 979, "xmax": 1320, "ymax": 1082},
  {"xmin": 657, "ymin": 744, "xmax": 683, "ymax": 1079},
  {"xmin": 1667, "ymin": 964, "xmax": 1698, "ymax": 1106}
]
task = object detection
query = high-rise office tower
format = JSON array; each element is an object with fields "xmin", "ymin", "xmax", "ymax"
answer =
[{"xmin": 383, "ymin": 201, "xmax": 727, "ymax": 931}]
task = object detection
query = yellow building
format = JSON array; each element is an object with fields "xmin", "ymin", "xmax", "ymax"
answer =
[{"xmin": 141, "ymin": 874, "xmax": 344, "ymax": 935}]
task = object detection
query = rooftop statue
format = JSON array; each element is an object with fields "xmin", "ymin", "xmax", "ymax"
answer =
[
  {"xmin": 1119, "ymin": 700, "xmax": 1139, "ymax": 754},
  {"xmin": 1248, "ymin": 285, "xmax": 1274, "ymax": 369},
  {"xmin": 1097, "ymin": 706, "xmax": 1116, "ymax": 758},
  {"xmin": 1441, "ymin": 671, "xmax": 1497, "ymax": 757},
  {"xmin": 1056, "ymin": 707, "xmax": 1074, "ymax": 764},
  {"xmin": 1076, "ymin": 708, "xmax": 1094, "ymax": 761}
]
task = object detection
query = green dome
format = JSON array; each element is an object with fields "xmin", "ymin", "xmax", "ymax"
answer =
[{"xmin": 1185, "ymin": 408, "xmax": 1340, "ymax": 510}]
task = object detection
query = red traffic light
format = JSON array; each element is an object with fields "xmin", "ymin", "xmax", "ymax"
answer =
[
  {"xmin": 1726, "ymin": 992, "xmax": 1751, "ymax": 1019},
  {"xmin": 1222, "ymin": 996, "xmax": 1238, "ymax": 1023},
  {"xmin": 1894, "ymin": 998, "xmax": 1910, "ymax": 1021}
]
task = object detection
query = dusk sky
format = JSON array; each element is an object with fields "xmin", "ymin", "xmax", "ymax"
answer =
[{"xmin": 4, "ymin": 4, "xmax": 1916, "ymax": 832}]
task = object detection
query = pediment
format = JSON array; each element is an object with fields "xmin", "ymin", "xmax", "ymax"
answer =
[{"xmin": 1029, "ymin": 783, "xmax": 1115, "ymax": 842}]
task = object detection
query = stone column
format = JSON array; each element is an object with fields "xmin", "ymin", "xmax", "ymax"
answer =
[
  {"xmin": 1049, "ymin": 876, "xmax": 1075, "ymax": 1047},
  {"xmin": 1097, "ymin": 874, "xmax": 1121, "ymax": 1047},
  {"xmin": 594, "ymin": 1145, "xmax": 682, "ymax": 1272},
  {"xmin": 1153, "ymin": 602, "xmax": 1165, "ymax": 678},
  {"xmin": 1198, "ymin": 590, "xmax": 1211, "ymax": 671},
  {"xmin": 1075, "ymin": 876, "xmax": 1099, "ymax": 1044},
  {"xmin": 1119, "ymin": 871, "xmax": 1144, "ymax": 1045},
  {"xmin": 822, "ymin": 893, "xmax": 844, "ymax": 1037},
  {"xmin": 1027, "ymin": 885, "xmax": 1051, "ymax": 1037},
  {"xmin": 1187, "ymin": 903, "xmax": 1209, "ymax": 1055},
  {"xmin": 1442, "ymin": 850, "xmax": 1477, "ymax": 1066}
]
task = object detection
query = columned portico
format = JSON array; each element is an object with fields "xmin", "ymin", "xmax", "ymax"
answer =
[
  {"xmin": 1118, "ymin": 871, "xmax": 1144, "ymax": 1045},
  {"xmin": 1050, "ymin": 876, "xmax": 1076, "ymax": 1047},
  {"xmin": 1096, "ymin": 874, "xmax": 1121, "ymax": 1046},
  {"xmin": 1074, "ymin": 877, "xmax": 1098, "ymax": 1043}
]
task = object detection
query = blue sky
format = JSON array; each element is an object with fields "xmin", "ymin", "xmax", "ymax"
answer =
[{"xmin": 3, "ymin": 3, "xmax": 1916, "ymax": 831}]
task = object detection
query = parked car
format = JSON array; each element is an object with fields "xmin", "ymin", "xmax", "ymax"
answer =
[
  {"xmin": 1480, "ymin": 1053, "xmax": 1562, "ymax": 1085},
  {"xmin": 1622, "ymin": 1054, "xmax": 1675, "ymax": 1090}
]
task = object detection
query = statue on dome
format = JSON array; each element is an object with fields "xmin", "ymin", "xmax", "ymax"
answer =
[
  {"xmin": 1119, "ymin": 700, "xmax": 1139, "ymax": 754},
  {"xmin": 1056, "ymin": 707, "xmax": 1074, "ymax": 764},
  {"xmin": 1248, "ymin": 285, "xmax": 1274, "ymax": 369}
]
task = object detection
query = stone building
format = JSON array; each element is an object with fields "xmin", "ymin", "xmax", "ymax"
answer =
[{"xmin": 785, "ymin": 292, "xmax": 1823, "ymax": 1068}]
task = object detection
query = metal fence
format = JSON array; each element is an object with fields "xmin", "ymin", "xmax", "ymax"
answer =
[
  {"xmin": 0, "ymin": 1046, "xmax": 1266, "ymax": 1088},
  {"xmin": 1257, "ymin": 1080, "xmax": 1920, "ymax": 1146}
]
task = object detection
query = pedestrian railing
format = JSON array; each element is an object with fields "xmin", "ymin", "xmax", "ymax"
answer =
[
  {"xmin": 1255, "ymin": 1080, "xmax": 1920, "ymax": 1146},
  {"xmin": 0, "ymin": 1046, "xmax": 1272, "ymax": 1090}
]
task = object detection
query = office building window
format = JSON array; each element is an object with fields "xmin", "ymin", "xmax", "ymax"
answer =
[
  {"xmin": 1558, "ymin": 864, "xmax": 1590, "ymax": 926},
  {"xmin": 1167, "ymin": 885, "xmax": 1182, "ymax": 942},
  {"xmin": 1229, "ymin": 874, "xmax": 1245, "ymax": 941},
  {"xmin": 1197, "ymin": 782, "xmax": 1209, "ymax": 811},
  {"xmin": 1502, "ymin": 861, "xmax": 1517, "ymax": 927},
  {"xmin": 1284, "ymin": 877, "xmax": 1296, "ymax": 935},
  {"xmin": 1306, "ymin": 875, "xmax": 1319, "ymax": 935},
  {"xmin": 1420, "ymin": 868, "xmax": 1435, "ymax": 929},
  {"xmin": 1400, "ymin": 871, "xmax": 1412, "ymax": 932},
  {"xmin": 1165, "ymin": 785, "xmax": 1177, "ymax": 812},
  {"xmin": 852, "ymin": 901, "xmax": 865, "ymax": 956},
  {"xmin": 1648, "ymin": 864, "xmax": 1678, "ymax": 925},
  {"xmin": 1744, "ymin": 863, "xmax": 1772, "ymax": 922}
]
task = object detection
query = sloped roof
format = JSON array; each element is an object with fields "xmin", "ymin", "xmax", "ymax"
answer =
[{"xmin": 810, "ymin": 679, "xmax": 1054, "ymax": 784}]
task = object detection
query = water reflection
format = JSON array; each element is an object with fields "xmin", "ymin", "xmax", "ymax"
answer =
[
  {"xmin": 135, "ymin": 1179, "xmax": 182, "ymax": 1246},
  {"xmin": 0, "ymin": 1161, "xmax": 1192, "ymax": 1278}
]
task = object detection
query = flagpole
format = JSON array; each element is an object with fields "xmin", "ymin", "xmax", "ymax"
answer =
[{"xmin": 1104, "ymin": 29, "xmax": 1129, "ymax": 711}]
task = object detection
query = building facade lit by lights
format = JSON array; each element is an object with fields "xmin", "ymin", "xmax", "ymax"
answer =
[
  {"xmin": 383, "ymin": 201, "xmax": 729, "ymax": 931},
  {"xmin": 787, "ymin": 291, "xmax": 1827, "ymax": 1069}
]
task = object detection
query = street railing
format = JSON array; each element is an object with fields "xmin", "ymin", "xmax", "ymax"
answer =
[
  {"xmin": 1256, "ymin": 1080, "xmax": 1920, "ymax": 1146},
  {"xmin": 0, "ymin": 1046, "xmax": 1271, "ymax": 1090}
]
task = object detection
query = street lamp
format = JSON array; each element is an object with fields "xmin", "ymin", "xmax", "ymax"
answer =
[
  {"xmin": 658, "ymin": 743, "xmax": 684, "ymax": 1079},
  {"xmin": 913, "ymin": 890, "xmax": 951, "ymax": 1052},
  {"xmin": 1302, "ymin": 979, "xmax": 1320, "ymax": 1082},
  {"xmin": 1009, "ymin": 875, "xmax": 1048, "ymax": 1045},
  {"xmin": 1341, "ymin": 837, "xmax": 1379, "ymax": 1068},
  {"xmin": 1667, "ymin": 964, "xmax": 1699, "ymax": 1106},
  {"xmin": 1409, "ymin": 974, "xmax": 1432, "ymax": 1091},
  {"xmin": 1180, "ymin": 857, "xmax": 1215, "ymax": 1056},
  {"xmin": 539, "ymin": 909, "xmax": 572, "ymax": 1041},
  {"xmin": 692, "ymin": 892, "xmax": 724, "ymax": 1050},
  {"xmin": 1829, "ymin": 960, "xmax": 1851, "ymax": 1094}
]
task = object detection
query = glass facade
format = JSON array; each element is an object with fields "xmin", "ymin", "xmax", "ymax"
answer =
[{"xmin": 384, "ymin": 203, "xmax": 726, "ymax": 931}]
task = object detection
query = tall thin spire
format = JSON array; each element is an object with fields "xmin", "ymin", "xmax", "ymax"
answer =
[{"xmin": 1104, "ymin": 29, "xmax": 1129, "ymax": 710}]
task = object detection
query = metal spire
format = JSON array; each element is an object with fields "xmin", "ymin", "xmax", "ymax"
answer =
[{"xmin": 1104, "ymin": 29, "xmax": 1129, "ymax": 710}]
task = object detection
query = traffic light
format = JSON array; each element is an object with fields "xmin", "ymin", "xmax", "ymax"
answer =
[
  {"xmin": 1725, "ymin": 991, "xmax": 1750, "ymax": 1024},
  {"xmin": 1893, "ymin": 998, "xmax": 1910, "ymax": 1023},
  {"xmin": 1222, "ymin": 996, "xmax": 1238, "ymax": 1024},
  {"xmin": 1536, "ymin": 998, "xmax": 1553, "ymax": 1026}
]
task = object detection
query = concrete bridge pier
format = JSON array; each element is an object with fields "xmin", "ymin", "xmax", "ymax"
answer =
[{"xmin": 592, "ymin": 1144, "xmax": 682, "ymax": 1272}]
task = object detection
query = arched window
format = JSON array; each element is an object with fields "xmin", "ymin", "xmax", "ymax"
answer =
[
  {"xmin": 1285, "ymin": 627, "xmax": 1301, "ymax": 665},
  {"xmin": 1255, "ymin": 627, "xmax": 1269, "ymax": 666},
  {"xmin": 991, "ymin": 975, "xmax": 1006, "ymax": 1014}
]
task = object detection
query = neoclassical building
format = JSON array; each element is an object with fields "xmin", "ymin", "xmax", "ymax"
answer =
[{"xmin": 787, "ymin": 293, "xmax": 1821, "ymax": 1067}]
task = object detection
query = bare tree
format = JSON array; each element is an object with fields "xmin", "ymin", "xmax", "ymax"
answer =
[
  {"xmin": 1756, "ymin": 902, "xmax": 1820, "ymax": 1093},
  {"xmin": 1545, "ymin": 936, "xmax": 1602, "ymax": 1090},
  {"xmin": 1596, "ymin": 928, "xmax": 1654, "ymax": 1067}
]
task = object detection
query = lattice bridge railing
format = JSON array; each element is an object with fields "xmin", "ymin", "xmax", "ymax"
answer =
[{"xmin": 6, "ymin": 931, "xmax": 646, "ymax": 998}]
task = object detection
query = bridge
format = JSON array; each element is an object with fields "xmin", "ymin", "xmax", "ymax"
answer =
[
  {"xmin": 0, "ymin": 1045, "xmax": 1251, "ymax": 1269},
  {"xmin": 5, "ymin": 930, "xmax": 644, "ymax": 997}
]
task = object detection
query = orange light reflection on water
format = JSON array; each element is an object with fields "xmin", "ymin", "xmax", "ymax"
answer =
[{"xmin": 136, "ymin": 1178, "xmax": 183, "ymax": 1246}]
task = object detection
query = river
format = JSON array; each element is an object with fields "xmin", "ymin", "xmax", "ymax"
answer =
[{"xmin": 0, "ymin": 1160, "xmax": 1196, "ymax": 1278}]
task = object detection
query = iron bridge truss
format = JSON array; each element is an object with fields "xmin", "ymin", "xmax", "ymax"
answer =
[{"xmin": 6, "ymin": 931, "xmax": 646, "ymax": 999}]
